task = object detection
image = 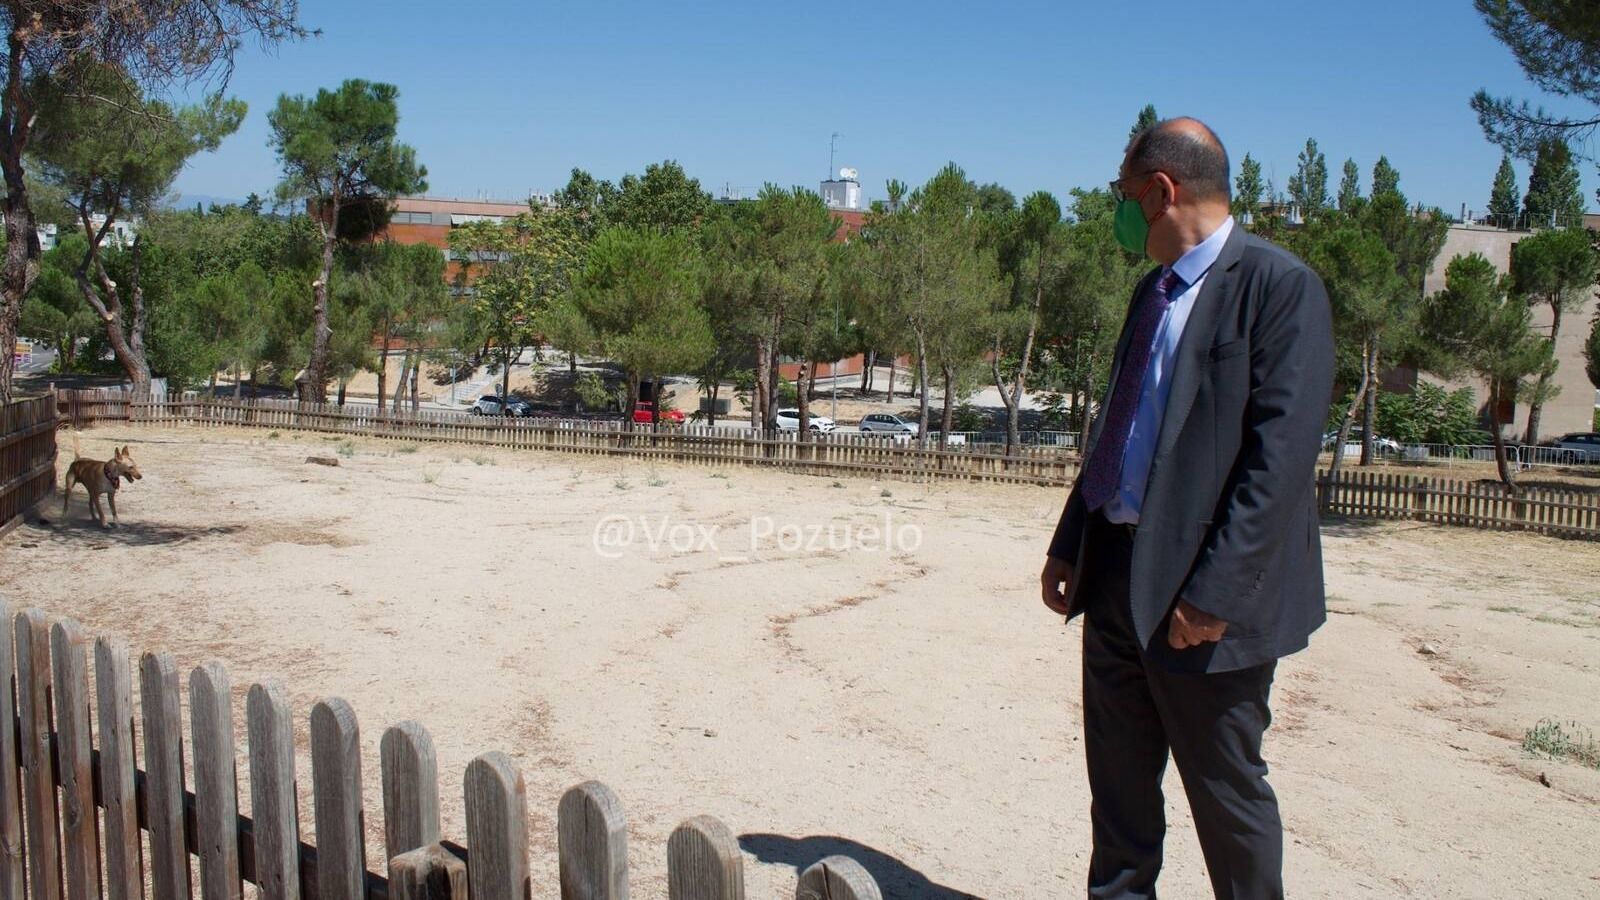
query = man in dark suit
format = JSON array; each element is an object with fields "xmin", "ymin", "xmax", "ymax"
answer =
[{"xmin": 1041, "ymin": 118, "xmax": 1335, "ymax": 899}]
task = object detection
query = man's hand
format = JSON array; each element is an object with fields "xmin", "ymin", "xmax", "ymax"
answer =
[
  {"xmin": 1041, "ymin": 557, "xmax": 1075, "ymax": 616},
  {"xmin": 1168, "ymin": 599, "xmax": 1227, "ymax": 649}
]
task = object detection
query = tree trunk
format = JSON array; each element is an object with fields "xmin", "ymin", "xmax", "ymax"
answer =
[
  {"xmin": 707, "ymin": 381, "xmax": 719, "ymax": 427},
  {"xmin": 410, "ymin": 363, "xmax": 420, "ymax": 413},
  {"xmin": 249, "ymin": 365, "xmax": 258, "ymax": 398},
  {"xmin": 209, "ymin": 321, "xmax": 223, "ymax": 396},
  {"xmin": 1325, "ymin": 347, "xmax": 1371, "ymax": 494},
  {"xmin": 796, "ymin": 358, "xmax": 812, "ymax": 445},
  {"xmin": 376, "ymin": 319, "xmax": 391, "ymax": 414},
  {"xmin": 501, "ymin": 347, "xmax": 512, "ymax": 400},
  {"xmin": 753, "ymin": 335, "xmax": 771, "ymax": 430},
  {"xmin": 1523, "ymin": 302, "xmax": 1561, "ymax": 446},
  {"xmin": 393, "ymin": 351, "xmax": 411, "ymax": 410},
  {"xmin": 568, "ymin": 350, "xmax": 577, "ymax": 375},
  {"xmin": 305, "ymin": 210, "xmax": 339, "ymax": 404},
  {"xmin": 939, "ymin": 362, "xmax": 956, "ymax": 451},
  {"xmin": 914, "ymin": 334, "xmax": 930, "ymax": 447},
  {"xmin": 1491, "ymin": 380, "xmax": 1519, "ymax": 492},
  {"xmin": 1359, "ymin": 339, "xmax": 1378, "ymax": 466},
  {"xmin": 0, "ymin": 39, "xmax": 39, "ymax": 404},
  {"xmin": 233, "ymin": 365, "xmax": 243, "ymax": 400},
  {"xmin": 337, "ymin": 377, "xmax": 347, "ymax": 406},
  {"xmin": 886, "ymin": 355, "xmax": 897, "ymax": 403},
  {"xmin": 75, "ymin": 233, "xmax": 151, "ymax": 396},
  {"xmin": 860, "ymin": 350, "xmax": 874, "ymax": 392}
]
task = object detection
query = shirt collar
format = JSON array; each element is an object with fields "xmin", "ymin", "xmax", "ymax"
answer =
[{"xmin": 1167, "ymin": 216, "xmax": 1234, "ymax": 288}]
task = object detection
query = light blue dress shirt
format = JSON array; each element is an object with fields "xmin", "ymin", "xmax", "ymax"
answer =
[{"xmin": 1102, "ymin": 216, "xmax": 1234, "ymax": 525}]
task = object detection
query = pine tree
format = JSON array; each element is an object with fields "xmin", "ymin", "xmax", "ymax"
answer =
[
  {"xmin": 1337, "ymin": 158, "xmax": 1361, "ymax": 210},
  {"xmin": 1129, "ymin": 104, "xmax": 1158, "ymax": 139},
  {"xmin": 1487, "ymin": 154, "xmax": 1520, "ymax": 227},
  {"xmin": 1232, "ymin": 153, "xmax": 1264, "ymax": 222},
  {"xmin": 1286, "ymin": 138, "xmax": 1328, "ymax": 216},
  {"xmin": 1523, "ymin": 139, "xmax": 1585, "ymax": 229},
  {"xmin": 1371, "ymin": 156, "xmax": 1401, "ymax": 200}
]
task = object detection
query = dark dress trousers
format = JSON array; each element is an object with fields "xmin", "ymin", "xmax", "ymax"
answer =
[{"xmin": 1049, "ymin": 226, "xmax": 1335, "ymax": 899}]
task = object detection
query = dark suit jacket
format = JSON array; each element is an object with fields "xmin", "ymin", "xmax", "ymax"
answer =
[{"xmin": 1049, "ymin": 225, "xmax": 1335, "ymax": 674}]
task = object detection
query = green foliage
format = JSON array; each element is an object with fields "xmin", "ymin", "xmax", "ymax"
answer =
[
  {"xmin": 1370, "ymin": 156, "xmax": 1402, "ymax": 201},
  {"xmin": 1522, "ymin": 139, "xmax": 1586, "ymax": 228},
  {"xmin": 1488, "ymin": 154, "xmax": 1521, "ymax": 225},
  {"xmin": 1232, "ymin": 153, "xmax": 1264, "ymax": 222},
  {"xmin": 268, "ymin": 79, "xmax": 427, "ymax": 213},
  {"xmin": 573, "ymin": 371, "xmax": 614, "ymax": 411},
  {"xmin": 1287, "ymin": 138, "xmax": 1328, "ymax": 215},
  {"xmin": 1337, "ymin": 158, "xmax": 1361, "ymax": 211},
  {"xmin": 558, "ymin": 227, "xmax": 713, "ymax": 409},
  {"xmin": 1374, "ymin": 384, "xmax": 1488, "ymax": 445},
  {"xmin": 1129, "ymin": 103, "xmax": 1159, "ymax": 139},
  {"xmin": 606, "ymin": 160, "xmax": 712, "ymax": 233},
  {"xmin": 1521, "ymin": 718, "xmax": 1600, "ymax": 770},
  {"xmin": 1472, "ymin": 0, "xmax": 1600, "ymax": 159},
  {"xmin": 1509, "ymin": 226, "xmax": 1599, "ymax": 314},
  {"xmin": 1586, "ymin": 311, "xmax": 1600, "ymax": 389}
]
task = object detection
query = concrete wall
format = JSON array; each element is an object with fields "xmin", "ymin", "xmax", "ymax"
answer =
[{"xmin": 1419, "ymin": 225, "xmax": 1598, "ymax": 439}]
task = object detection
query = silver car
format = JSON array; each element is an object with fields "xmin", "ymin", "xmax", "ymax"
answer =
[{"xmin": 859, "ymin": 413, "xmax": 918, "ymax": 435}]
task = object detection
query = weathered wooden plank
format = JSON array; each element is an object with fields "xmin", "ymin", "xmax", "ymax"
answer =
[
  {"xmin": 557, "ymin": 779, "xmax": 627, "ymax": 900},
  {"xmin": 667, "ymin": 815, "xmax": 744, "ymax": 900},
  {"xmin": 248, "ymin": 681, "xmax": 301, "ymax": 900},
  {"xmin": 95, "ymin": 636, "xmax": 141, "ymax": 900},
  {"xmin": 191, "ymin": 661, "xmax": 243, "ymax": 900},
  {"xmin": 464, "ymin": 752, "xmax": 529, "ymax": 900},
  {"xmin": 143, "ymin": 650, "xmax": 192, "ymax": 900},
  {"xmin": 794, "ymin": 856, "xmax": 882, "ymax": 900},
  {"xmin": 50, "ymin": 619, "xmax": 101, "ymax": 900},
  {"xmin": 311, "ymin": 697, "xmax": 365, "ymax": 900},
  {"xmin": 380, "ymin": 720, "xmax": 440, "ymax": 858},
  {"xmin": 0, "ymin": 601, "xmax": 22, "ymax": 900},
  {"xmin": 16, "ymin": 608, "xmax": 62, "ymax": 900},
  {"xmin": 388, "ymin": 843, "xmax": 467, "ymax": 900}
]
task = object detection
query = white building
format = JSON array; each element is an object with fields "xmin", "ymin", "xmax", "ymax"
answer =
[{"xmin": 821, "ymin": 167, "xmax": 863, "ymax": 211}]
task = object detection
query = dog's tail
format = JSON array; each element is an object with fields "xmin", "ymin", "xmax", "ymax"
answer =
[{"xmin": 56, "ymin": 420, "xmax": 82, "ymax": 460}]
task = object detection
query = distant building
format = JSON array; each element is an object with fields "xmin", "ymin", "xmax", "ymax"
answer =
[
  {"xmin": 38, "ymin": 223, "xmax": 56, "ymax": 252},
  {"xmin": 821, "ymin": 167, "xmax": 863, "ymax": 212},
  {"xmin": 1410, "ymin": 222, "xmax": 1598, "ymax": 439},
  {"xmin": 377, "ymin": 194, "xmax": 549, "ymax": 283}
]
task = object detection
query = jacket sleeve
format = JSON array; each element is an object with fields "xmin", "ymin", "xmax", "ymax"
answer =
[
  {"xmin": 1047, "ymin": 485, "xmax": 1086, "ymax": 563},
  {"xmin": 1180, "ymin": 262, "xmax": 1334, "ymax": 626}
]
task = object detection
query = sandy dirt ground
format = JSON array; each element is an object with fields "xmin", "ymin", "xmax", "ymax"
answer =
[{"xmin": 2, "ymin": 425, "xmax": 1597, "ymax": 898}]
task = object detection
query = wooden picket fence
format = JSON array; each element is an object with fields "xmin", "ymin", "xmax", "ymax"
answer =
[
  {"xmin": 37, "ymin": 388, "xmax": 1600, "ymax": 541},
  {"xmin": 1316, "ymin": 468, "xmax": 1600, "ymax": 539},
  {"xmin": 0, "ymin": 395, "xmax": 56, "ymax": 539},
  {"xmin": 56, "ymin": 389, "xmax": 1080, "ymax": 488},
  {"xmin": 0, "ymin": 600, "xmax": 884, "ymax": 900}
]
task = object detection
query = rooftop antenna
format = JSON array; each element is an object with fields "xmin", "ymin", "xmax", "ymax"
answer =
[{"xmin": 829, "ymin": 132, "xmax": 841, "ymax": 180}]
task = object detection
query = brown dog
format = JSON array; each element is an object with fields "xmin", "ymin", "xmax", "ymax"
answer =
[{"xmin": 60, "ymin": 427, "xmax": 142, "ymax": 528}]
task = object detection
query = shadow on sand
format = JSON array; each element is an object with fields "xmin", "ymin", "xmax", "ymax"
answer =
[{"xmin": 739, "ymin": 833, "xmax": 982, "ymax": 899}]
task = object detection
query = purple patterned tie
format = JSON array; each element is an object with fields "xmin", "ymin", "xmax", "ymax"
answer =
[{"xmin": 1079, "ymin": 270, "xmax": 1183, "ymax": 511}]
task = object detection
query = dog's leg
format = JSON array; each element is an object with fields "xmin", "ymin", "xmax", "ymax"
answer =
[
  {"xmin": 90, "ymin": 493, "xmax": 106, "ymax": 529},
  {"xmin": 62, "ymin": 473, "xmax": 74, "ymax": 516},
  {"xmin": 107, "ymin": 491, "xmax": 118, "ymax": 527}
]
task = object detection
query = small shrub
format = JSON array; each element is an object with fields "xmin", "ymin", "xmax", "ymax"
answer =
[
  {"xmin": 1522, "ymin": 719, "xmax": 1600, "ymax": 769},
  {"xmin": 646, "ymin": 471, "xmax": 666, "ymax": 487},
  {"xmin": 268, "ymin": 431, "xmax": 280, "ymax": 439},
  {"xmin": 422, "ymin": 469, "xmax": 439, "ymax": 485},
  {"xmin": 614, "ymin": 477, "xmax": 631, "ymax": 490},
  {"xmin": 396, "ymin": 445, "xmax": 420, "ymax": 454},
  {"xmin": 336, "ymin": 440, "xmax": 355, "ymax": 458},
  {"xmin": 880, "ymin": 488, "xmax": 893, "ymax": 498}
]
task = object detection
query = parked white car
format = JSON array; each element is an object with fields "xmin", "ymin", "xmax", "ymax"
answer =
[
  {"xmin": 774, "ymin": 408, "xmax": 836, "ymax": 433},
  {"xmin": 858, "ymin": 413, "xmax": 918, "ymax": 435}
]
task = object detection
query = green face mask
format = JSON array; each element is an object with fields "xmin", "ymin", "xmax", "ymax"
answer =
[{"xmin": 1113, "ymin": 198, "xmax": 1150, "ymax": 256}]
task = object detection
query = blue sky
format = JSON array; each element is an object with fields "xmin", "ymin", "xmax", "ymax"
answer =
[{"xmin": 173, "ymin": 0, "xmax": 1600, "ymax": 215}]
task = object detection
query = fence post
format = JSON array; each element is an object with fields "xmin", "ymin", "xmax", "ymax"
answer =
[
  {"xmin": 248, "ymin": 681, "xmax": 302, "ymax": 900},
  {"xmin": 795, "ymin": 856, "xmax": 883, "ymax": 900},
  {"xmin": 50, "ymin": 619, "xmax": 100, "ymax": 900},
  {"xmin": 464, "ymin": 752, "xmax": 530, "ymax": 900},
  {"xmin": 389, "ymin": 843, "xmax": 468, "ymax": 900},
  {"xmin": 16, "ymin": 608, "xmax": 62, "ymax": 900},
  {"xmin": 96, "ymin": 637, "xmax": 141, "ymax": 900},
  {"xmin": 0, "ymin": 601, "xmax": 21, "ymax": 900},
  {"xmin": 558, "ymin": 780, "xmax": 628, "ymax": 900},
  {"xmin": 667, "ymin": 815, "xmax": 744, "ymax": 900},
  {"xmin": 381, "ymin": 720, "xmax": 442, "ymax": 857},
  {"xmin": 142, "ymin": 650, "xmax": 192, "ymax": 900},
  {"xmin": 191, "ymin": 661, "xmax": 244, "ymax": 900},
  {"xmin": 311, "ymin": 697, "xmax": 367, "ymax": 900}
]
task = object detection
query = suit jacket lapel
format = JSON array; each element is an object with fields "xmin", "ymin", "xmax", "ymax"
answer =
[{"xmin": 1150, "ymin": 227, "xmax": 1247, "ymax": 470}]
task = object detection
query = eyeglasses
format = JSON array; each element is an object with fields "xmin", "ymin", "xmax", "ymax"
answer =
[{"xmin": 1109, "ymin": 171, "xmax": 1165, "ymax": 203}]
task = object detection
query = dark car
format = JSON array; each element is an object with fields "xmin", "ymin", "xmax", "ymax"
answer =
[{"xmin": 1542, "ymin": 432, "xmax": 1600, "ymax": 464}]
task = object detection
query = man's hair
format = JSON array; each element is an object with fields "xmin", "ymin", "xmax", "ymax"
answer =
[{"xmin": 1125, "ymin": 118, "xmax": 1231, "ymax": 202}]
